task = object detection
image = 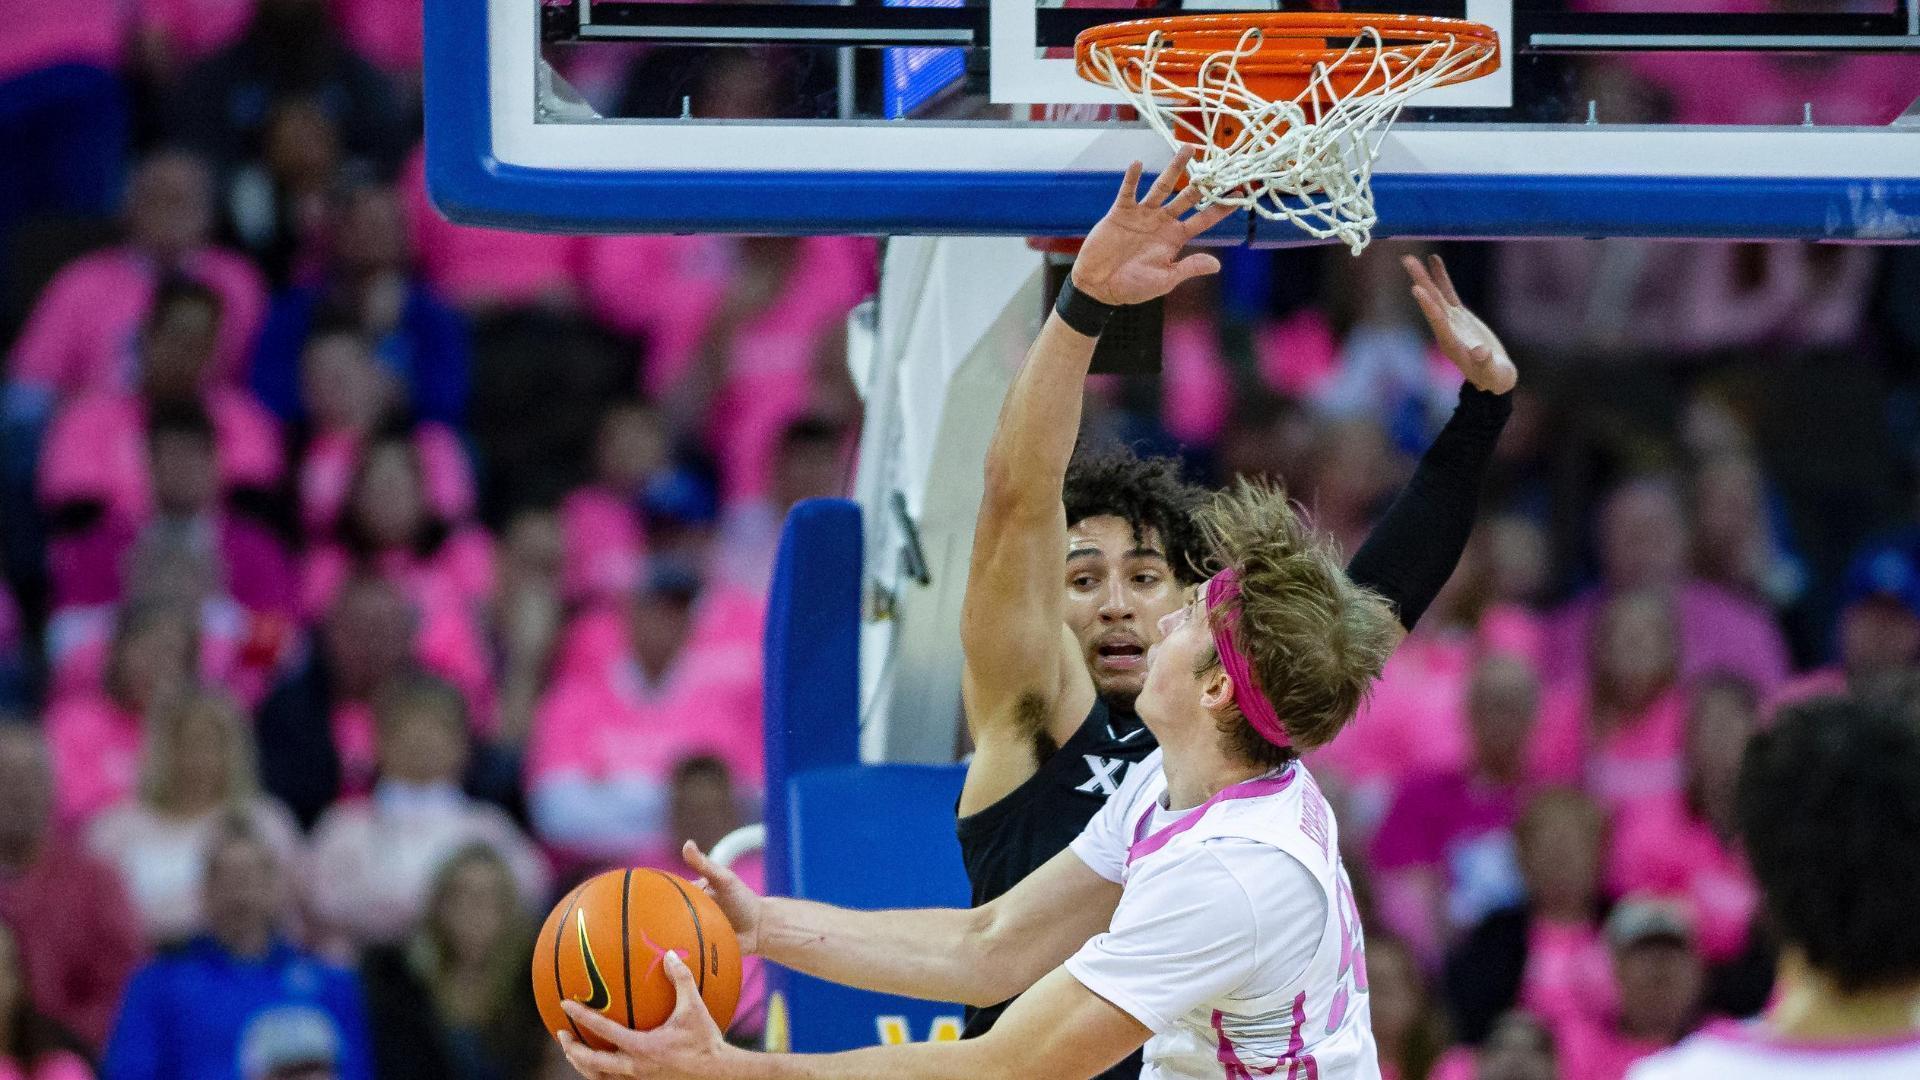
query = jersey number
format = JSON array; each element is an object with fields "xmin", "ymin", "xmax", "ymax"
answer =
[{"xmin": 1325, "ymin": 867, "xmax": 1368, "ymax": 1035}]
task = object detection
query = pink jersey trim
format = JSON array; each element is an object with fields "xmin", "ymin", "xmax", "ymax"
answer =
[
  {"xmin": 1127, "ymin": 767, "xmax": 1297, "ymax": 866},
  {"xmin": 1701, "ymin": 1018, "xmax": 1920, "ymax": 1055}
]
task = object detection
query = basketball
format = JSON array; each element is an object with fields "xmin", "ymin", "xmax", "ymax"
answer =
[{"xmin": 531, "ymin": 868, "xmax": 742, "ymax": 1046}]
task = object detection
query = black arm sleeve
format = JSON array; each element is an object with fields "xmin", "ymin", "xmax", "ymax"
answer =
[{"xmin": 1346, "ymin": 383, "xmax": 1513, "ymax": 632}]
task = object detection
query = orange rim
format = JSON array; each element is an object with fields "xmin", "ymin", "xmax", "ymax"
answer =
[{"xmin": 1074, "ymin": 12, "xmax": 1499, "ymax": 87}]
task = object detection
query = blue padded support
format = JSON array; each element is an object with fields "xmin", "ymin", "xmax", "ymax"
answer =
[
  {"xmin": 778, "ymin": 764, "xmax": 972, "ymax": 1052},
  {"xmin": 761, "ymin": 498, "xmax": 864, "ymax": 899}
]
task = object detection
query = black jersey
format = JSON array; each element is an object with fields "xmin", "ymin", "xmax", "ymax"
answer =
[{"xmin": 955, "ymin": 697, "xmax": 1159, "ymax": 1072}]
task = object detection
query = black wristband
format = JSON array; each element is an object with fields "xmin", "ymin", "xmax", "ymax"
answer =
[{"xmin": 1054, "ymin": 276, "xmax": 1119, "ymax": 338}]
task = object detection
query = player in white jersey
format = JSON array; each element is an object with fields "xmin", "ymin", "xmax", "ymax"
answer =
[
  {"xmin": 1628, "ymin": 696, "xmax": 1920, "ymax": 1080},
  {"xmin": 546, "ymin": 148, "xmax": 1411, "ymax": 1080}
]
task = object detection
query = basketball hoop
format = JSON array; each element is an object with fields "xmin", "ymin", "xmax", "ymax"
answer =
[{"xmin": 1075, "ymin": 13, "xmax": 1500, "ymax": 253}]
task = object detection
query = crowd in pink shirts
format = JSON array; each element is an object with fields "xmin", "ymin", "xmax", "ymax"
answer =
[{"xmin": 1, "ymin": 5, "xmax": 1919, "ymax": 1080}]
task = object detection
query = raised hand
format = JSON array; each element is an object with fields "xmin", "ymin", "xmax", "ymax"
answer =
[
  {"xmin": 682, "ymin": 841, "xmax": 763, "ymax": 955},
  {"xmin": 1070, "ymin": 146, "xmax": 1236, "ymax": 307},
  {"xmin": 1402, "ymin": 254, "xmax": 1517, "ymax": 395}
]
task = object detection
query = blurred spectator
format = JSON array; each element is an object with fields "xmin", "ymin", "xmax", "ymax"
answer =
[
  {"xmin": 102, "ymin": 819, "xmax": 373, "ymax": 1080},
  {"xmin": 1446, "ymin": 789, "xmax": 1611, "ymax": 1046},
  {"xmin": 168, "ymin": 0, "xmax": 406, "ymax": 186},
  {"xmin": 0, "ymin": 3, "xmax": 126, "ymax": 281},
  {"xmin": 1606, "ymin": 675, "xmax": 1760, "ymax": 966},
  {"xmin": 1545, "ymin": 477, "xmax": 1789, "ymax": 692},
  {"xmin": 529, "ymin": 563, "xmax": 762, "ymax": 864},
  {"xmin": 359, "ymin": 845, "xmax": 548, "ymax": 1080},
  {"xmin": 38, "ymin": 279, "xmax": 284, "ymax": 610},
  {"xmin": 559, "ymin": 401, "xmax": 665, "ymax": 605},
  {"xmin": 305, "ymin": 676, "xmax": 548, "ymax": 952},
  {"xmin": 489, "ymin": 509, "xmax": 564, "ymax": 784},
  {"xmin": 1304, "ymin": 417, "xmax": 1401, "ymax": 557},
  {"xmin": 1776, "ymin": 536, "xmax": 1920, "ymax": 706},
  {"xmin": 6, "ymin": 153, "xmax": 265, "ymax": 440},
  {"xmin": 0, "ymin": 588, "xmax": 25, "ymax": 711},
  {"xmin": 400, "ymin": 151, "xmax": 582, "ymax": 316},
  {"xmin": 0, "ymin": 725, "xmax": 144, "ymax": 1050},
  {"xmin": 1531, "ymin": 590, "xmax": 1689, "ymax": 817},
  {"xmin": 86, "ymin": 691, "xmax": 302, "ymax": 946},
  {"xmin": 252, "ymin": 183, "xmax": 471, "ymax": 426},
  {"xmin": 1552, "ymin": 900, "xmax": 1704, "ymax": 1080},
  {"xmin": 1430, "ymin": 1011, "xmax": 1557, "ymax": 1080},
  {"xmin": 0, "ymin": 921, "xmax": 92, "ymax": 1080},
  {"xmin": 1372, "ymin": 655, "xmax": 1540, "ymax": 965},
  {"xmin": 223, "ymin": 97, "xmax": 346, "ymax": 286},
  {"xmin": 292, "ymin": 336, "xmax": 475, "ymax": 539},
  {"xmin": 1312, "ymin": 243, "xmax": 1462, "ymax": 450},
  {"xmin": 1689, "ymin": 453, "xmax": 1803, "ymax": 613},
  {"xmin": 332, "ymin": 0, "xmax": 426, "ymax": 76},
  {"xmin": 236, "ymin": 1006, "xmax": 346, "ymax": 1080},
  {"xmin": 714, "ymin": 415, "xmax": 851, "ymax": 597},
  {"xmin": 1368, "ymin": 935, "xmax": 1450, "ymax": 1080},
  {"xmin": 43, "ymin": 602, "xmax": 198, "ymax": 827},
  {"xmin": 135, "ymin": 0, "xmax": 259, "ymax": 84}
]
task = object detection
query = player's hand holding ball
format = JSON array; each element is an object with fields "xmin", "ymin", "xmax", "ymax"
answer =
[{"xmin": 1069, "ymin": 145, "xmax": 1236, "ymax": 307}]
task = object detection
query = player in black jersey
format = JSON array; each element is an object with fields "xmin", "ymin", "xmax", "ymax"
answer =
[{"xmin": 954, "ymin": 156, "xmax": 1520, "ymax": 1067}]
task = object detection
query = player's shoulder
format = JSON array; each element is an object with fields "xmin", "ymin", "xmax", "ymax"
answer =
[{"xmin": 1629, "ymin": 1021, "xmax": 1920, "ymax": 1080}]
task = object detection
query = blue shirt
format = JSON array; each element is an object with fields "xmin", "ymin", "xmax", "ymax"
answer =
[{"xmin": 104, "ymin": 937, "xmax": 373, "ymax": 1080}]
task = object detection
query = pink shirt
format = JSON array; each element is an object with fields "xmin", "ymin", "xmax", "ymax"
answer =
[
  {"xmin": 1256, "ymin": 308, "xmax": 1341, "ymax": 397},
  {"xmin": 1607, "ymin": 803, "xmax": 1757, "ymax": 964},
  {"xmin": 0, "ymin": 1, "xmax": 126, "ymax": 80},
  {"xmin": 138, "ymin": 0, "xmax": 256, "ymax": 64},
  {"xmin": 1370, "ymin": 768, "xmax": 1526, "ymax": 951},
  {"xmin": 0, "ymin": 836, "xmax": 144, "ymax": 1048},
  {"xmin": 1309, "ymin": 631, "xmax": 1473, "ymax": 831},
  {"xmin": 43, "ymin": 694, "xmax": 144, "ymax": 830},
  {"xmin": 1554, "ymin": 1015, "xmax": 1670, "ymax": 1080},
  {"xmin": 1522, "ymin": 918, "xmax": 1617, "ymax": 1032},
  {"xmin": 38, "ymin": 388, "xmax": 283, "ymax": 525},
  {"xmin": 560, "ymin": 487, "xmax": 646, "ymax": 606},
  {"xmin": 298, "ymin": 424, "xmax": 476, "ymax": 538},
  {"xmin": 1160, "ymin": 318, "xmax": 1233, "ymax": 445},
  {"xmin": 300, "ymin": 529, "xmax": 495, "ymax": 622},
  {"xmin": 0, "ymin": 1052, "xmax": 93, "ymax": 1080},
  {"xmin": 8, "ymin": 248, "xmax": 266, "ymax": 399},
  {"xmin": 331, "ymin": 0, "xmax": 423, "ymax": 72},
  {"xmin": 551, "ymin": 586, "xmax": 768, "ymax": 685},
  {"xmin": 46, "ymin": 598, "xmax": 297, "ymax": 710},
  {"xmin": 402, "ymin": 150, "xmax": 584, "ymax": 309},
  {"xmin": 1543, "ymin": 582, "xmax": 1789, "ymax": 692},
  {"xmin": 1528, "ymin": 686, "xmax": 1687, "ymax": 818}
]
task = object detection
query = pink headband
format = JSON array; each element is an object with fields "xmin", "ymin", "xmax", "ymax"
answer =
[{"xmin": 1206, "ymin": 569, "xmax": 1291, "ymax": 750}]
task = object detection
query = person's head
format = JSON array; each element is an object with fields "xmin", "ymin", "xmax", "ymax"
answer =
[
  {"xmin": 1307, "ymin": 418, "xmax": 1396, "ymax": 521},
  {"xmin": 139, "ymin": 690, "xmax": 258, "ymax": 816},
  {"xmin": 202, "ymin": 817, "xmax": 287, "ymax": 954},
  {"xmin": 373, "ymin": 675, "xmax": 469, "ymax": 787},
  {"xmin": 140, "ymin": 278, "xmax": 223, "ymax": 404},
  {"xmin": 1738, "ymin": 696, "xmax": 1920, "ymax": 997},
  {"xmin": 238, "ymin": 1005, "xmax": 340, "ymax": 1080},
  {"xmin": 1365, "ymin": 934, "xmax": 1446, "ymax": 1076},
  {"xmin": 1606, "ymin": 899, "xmax": 1704, "ymax": 1042},
  {"xmin": 1690, "ymin": 453, "xmax": 1768, "ymax": 586},
  {"xmin": 126, "ymin": 151, "xmax": 215, "ymax": 257},
  {"xmin": 639, "ymin": 469, "xmax": 720, "ymax": 565},
  {"xmin": 1515, "ymin": 788, "xmax": 1605, "ymax": 918},
  {"xmin": 1467, "ymin": 654, "xmax": 1540, "ymax": 782},
  {"xmin": 594, "ymin": 400, "xmax": 669, "ymax": 492},
  {"xmin": 1597, "ymin": 477, "xmax": 1691, "ymax": 590},
  {"xmin": 770, "ymin": 417, "xmax": 846, "ymax": 511},
  {"xmin": 323, "ymin": 577, "xmax": 417, "ymax": 699},
  {"xmin": 421, "ymin": 844, "xmax": 528, "ymax": 972},
  {"xmin": 106, "ymin": 600, "xmax": 200, "ymax": 712},
  {"xmin": 329, "ymin": 183, "xmax": 410, "ymax": 278},
  {"xmin": 669, "ymin": 756, "xmax": 741, "ymax": 854},
  {"xmin": 147, "ymin": 403, "xmax": 220, "ymax": 519},
  {"xmin": 626, "ymin": 562, "xmax": 702, "ymax": 678},
  {"xmin": 1139, "ymin": 481, "xmax": 1397, "ymax": 768},
  {"xmin": 1475, "ymin": 1012, "xmax": 1557, "ymax": 1080},
  {"xmin": 301, "ymin": 330, "xmax": 399, "ymax": 435},
  {"xmin": 1482, "ymin": 513, "xmax": 1550, "ymax": 607},
  {"xmin": 342, "ymin": 434, "xmax": 437, "ymax": 555},
  {"xmin": 261, "ymin": 98, "xmax": 340, "ymax": 192},
  {"xmin": 1684, "ymin": 674, "xmax": 1759, "ymax": 829},
  {"xmin": 1836, "ymin": 542, "xmax": 1920, "ymax": 679},
  {"xmin": 499, "ymin": 507, "xmax": 564, "ymax": 590},
  {"xmin": 1060, "ymin": 448, "xmax": 1211, "ymax": 708},
  {"xmin": 1590, "ymin": 589, "xmax": 1678, "ymax": 715},
  {"xmin": 0, "ymin": 725, "xmax": 53, "ymax": 860}
]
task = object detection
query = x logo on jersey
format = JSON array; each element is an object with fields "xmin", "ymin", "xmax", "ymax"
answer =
[{"xmin": 1074, "ymin": 755, "xmax": 1128, "ymax": 796}]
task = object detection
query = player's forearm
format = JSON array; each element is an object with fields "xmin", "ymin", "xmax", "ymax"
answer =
[
  {"xmin": 980, "ymin": 313, "xmax": 1098, "ymax": 515},
  {"xmin": 708, "ymin": 1035, "xmax": 1019, "ymax": 1080},
  {"xmin": 756, "ymin": 896, "xmax": 1005, "ymax": 1006}
]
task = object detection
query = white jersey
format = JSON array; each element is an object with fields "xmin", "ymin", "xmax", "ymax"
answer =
[
  {"xmin": 1630, "ymin": 1021, "xmax": 1920, "ymax": 1080},
  {"xmin": 1065, "ymin": 749, "xmax": 1379, "ymax": 1080}
]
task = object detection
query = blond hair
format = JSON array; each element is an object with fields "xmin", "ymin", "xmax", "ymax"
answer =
[
  {"xmin": 1198, "ymin": 480, "xmax": 1399, "ymax": 763},
  {"xmin": 137, "ymin": 689, "xmax": 259, "ymax": 813}
]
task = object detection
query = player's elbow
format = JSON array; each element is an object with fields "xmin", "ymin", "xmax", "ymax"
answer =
[
  {"xmin": 960, "ymin": 907, "xmax": 1040, "ymax": 1007},
  {"xmin": 979, "ymin": 452, "xmax": 1056, "ymax": 524}
]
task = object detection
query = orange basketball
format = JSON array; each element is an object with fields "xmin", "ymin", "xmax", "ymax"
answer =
[{"xmin": 531, "ymin": 868, "xmax": 742, "ymax": 1047}]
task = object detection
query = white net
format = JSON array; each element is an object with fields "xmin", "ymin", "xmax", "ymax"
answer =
[{"xmin": 1082, "ymin": 25, "xmax": 1495, "ymax": 253}]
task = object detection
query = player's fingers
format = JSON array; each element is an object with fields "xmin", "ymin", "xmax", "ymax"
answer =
[
  {"xmin": 682, "ymin": 841, "xmax": 733, "ymax": 887},
  {"xmin": 1180, "ymin": 202, "xmax": 1234, "ymax": 239},
  {"xmin": 1166, "ymin": 181, "xmax": 1206, "ymax": 217},
  {"xmin": 1427, "ymin": 254, "xmax": 1464, "ymax": 307},
  {"xmin": 557, "ymin": 1032, "xmax": 629, "ymax": 1080},
  {"xmin": 1409, "ymin": 284, "xmax": 1451, "ymax": 336},
  {"xmin": 563, "ymin": 1003, "xmax": 643, "ymax": 1053},
  {"xmin": 1115, "ymin": 161, "xmax": 1145, "ymax": 207},
  {"xmin": 663, "ymin": 951, "xmax": 704, "ymax": 1024},
  {"xmin": 1400, "ymin": 253, "xmax": 1434, "ymax": 292},
  {"xmin": 1144, "ymin": 147, "xmax": 1194, "ymax": 206},
  {"xmin": 1172, "ymin": 251, "xmax": 1222, "ymax": 284}
]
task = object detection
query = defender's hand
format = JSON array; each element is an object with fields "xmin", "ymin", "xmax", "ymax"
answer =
[
  {"xmin": 1402, "ymin": 254, "xmax": 1518, "ymax": 394},
  {"xmin": 682, "ymin": 841, "xmax": 763, "ymax": 955},
  {"xmin": 1070, "ymin": 146, "xmax": 1235, "ymax": 308},
  {"xmin": 558, "ymin": 953, "xmax": 733, "ymax": 1080}
]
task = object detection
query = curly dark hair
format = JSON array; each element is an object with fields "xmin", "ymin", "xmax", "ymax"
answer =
[
  {"xmin": 1061, "ymin": 447, "xmax": 1211, "ymax": 585},
  {"xmin": 1738, "ymin": 695, "xmax": 1920, "ymax": 994}
]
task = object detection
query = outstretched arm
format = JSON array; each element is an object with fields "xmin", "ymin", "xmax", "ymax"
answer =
[
  {"xmin": 1346, "ymin": 255, "xmax": 1516, "ymax": 634},
  {"xmin": 958, "ymin": 148, "xmax": 1231, "ymax": 816}
]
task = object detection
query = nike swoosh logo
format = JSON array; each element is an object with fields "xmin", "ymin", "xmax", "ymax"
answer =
[{"xmin": 574, "ymin": 909, "xmax": 611, "ymax": 1012}]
